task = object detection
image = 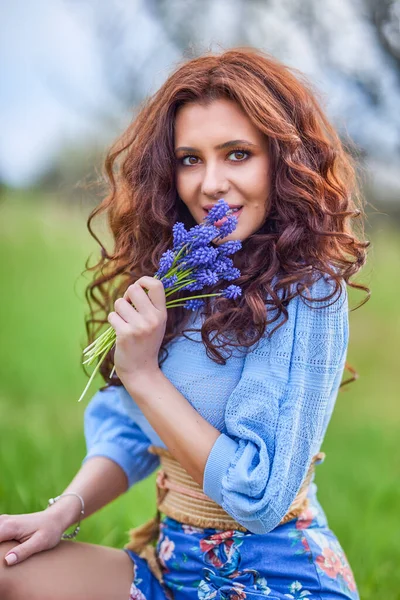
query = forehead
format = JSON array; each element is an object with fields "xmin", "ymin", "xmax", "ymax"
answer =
[{"xmin": 174, "ymin": 98, "xmax": 263, "ymax": 143}]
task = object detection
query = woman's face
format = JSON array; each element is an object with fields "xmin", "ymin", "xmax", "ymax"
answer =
[{"xmin": 174, "ymin": 97, "xmax": 270, "ymax": 244}]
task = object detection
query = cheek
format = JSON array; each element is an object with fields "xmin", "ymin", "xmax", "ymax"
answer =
[
  {"xmin": 176, "ymin": 170, "xmax": 196, "ymax": 199},
  {"xmin": 236, "ymin": 161, "xmax": 269, "ymax": 198}
]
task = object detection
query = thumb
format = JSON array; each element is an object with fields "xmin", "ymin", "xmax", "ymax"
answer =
[{"xmin": 4, "ymin": 533, "xmax": 43, "ymax": 566}]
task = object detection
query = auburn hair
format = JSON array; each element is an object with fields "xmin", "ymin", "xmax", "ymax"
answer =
[{"xmin": 82, "ymin": 47, "xmax": 370, "ymax": 390}]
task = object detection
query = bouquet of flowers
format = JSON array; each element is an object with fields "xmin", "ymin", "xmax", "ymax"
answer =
[{"xmin": 78, "ymin": 198, "xmax": 243, "ymax": 402}]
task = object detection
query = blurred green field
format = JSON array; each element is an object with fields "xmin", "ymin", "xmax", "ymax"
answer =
[{"xmin": 0, "ymin": 192, "xmax": 399, "ymax": 598}]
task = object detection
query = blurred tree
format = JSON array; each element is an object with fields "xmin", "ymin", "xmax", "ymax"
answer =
[
  {"xmin": 368, "ymin": 0, "xmax": 400, "ymax": 64},
  {"xmin": 32, "ymin": 141, "xmax": 106, "ymax": 205},
  {"xmin": 70, "ymin": 0, "xmax": 400, "ymax": 161},
  {"xmin": 46, "ymin": 0, "xmax": 400, "ymax": 205}
]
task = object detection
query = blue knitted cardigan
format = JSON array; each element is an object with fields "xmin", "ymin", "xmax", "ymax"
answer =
[{"xmin": 82, "ymin": 272, "xmax": 349, "ymax": 534}]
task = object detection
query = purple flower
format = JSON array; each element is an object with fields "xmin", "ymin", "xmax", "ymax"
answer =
[
  {"xmin": 181, "ymin": 246, "xmax": 219, "ymax": 269},
  {"xmin": 217, "ymin": 240, "xmax": 243, "ymax": 256},
  {"xmin": 220, "ymin": 285, "xmax": 242, "ymax": 300},
  {"xmin": 155, "ymin": 249, "xmax": 176, "ymax": 278},
  {"xmin": 79, "ymin": 198, "xmax": 244, "ymax": 403},
  {"xmin": 220, "ymin": 267, "xmax": 241, "ymax": 282},
  {"xmin": 172, "ymin": 222, "xmax": 189, "ymax": 250},
  {"xmin": 194, "ymin": 268, "xmax": 220, "ymax": 287},
  {"xmin": 202, "ymin": 198, "xmax": 240, "ymax": 241},
  {"xmin": 213, "ymin": 257, "xmax": 232, "ymax": 273},
  {"xmin": 214, "ymin": 215, "xmax": 238, "ymax": 240},
  {"xmin": 212, "ymin": 256, "xmax": 240, "ymax": 281},
  {"xmin": 184, "ymin": 298, "xmax": 206, "ymax": 311},
  {"xmin": 162, "ymin": 274, "xmax": 179, "ymax": 289},
  {"xmin": 187, "ymin": 224, "xmax": 220, "ymax": 248},
  {"xmin": 203, "ymin": 198, "xmax": 230, "ymax": 226},
  {"xmin": 182, "ymin": 281, "xmax": 204, "ymax": 292}
]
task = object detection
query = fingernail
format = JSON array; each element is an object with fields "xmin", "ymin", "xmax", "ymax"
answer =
[{"xmin": 5, "ymin": 553, "xmax": 17, "ymax": 565}]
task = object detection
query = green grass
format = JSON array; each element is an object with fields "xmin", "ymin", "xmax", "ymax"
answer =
[{"xmin": 0, "ymin": 192, "xmax": 399, "ymax": 598}]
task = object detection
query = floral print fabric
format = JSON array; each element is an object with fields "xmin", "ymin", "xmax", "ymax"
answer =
[{"xmin": 124, "ymin": 495, "xmax": 359, "ymax": 600}]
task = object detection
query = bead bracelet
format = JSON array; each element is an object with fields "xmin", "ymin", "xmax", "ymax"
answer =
[{"xmin": 47, "ymin": 492, "xmax": 85, "ymax": 540}]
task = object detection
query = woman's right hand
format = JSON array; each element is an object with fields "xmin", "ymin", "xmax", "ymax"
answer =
[{"xmin": 0, "ymin": 509, "xmax": 66, "ymax": 565}]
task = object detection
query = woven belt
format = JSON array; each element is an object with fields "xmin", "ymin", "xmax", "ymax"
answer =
[{"xmin": 124, "ymin": 445, "xmax": 325, "ymax": 584}]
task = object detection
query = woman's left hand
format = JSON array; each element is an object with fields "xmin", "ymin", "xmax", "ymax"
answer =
[{"xmin": 107, "ymin": 276, "xmax": 167, "ymax": 386}]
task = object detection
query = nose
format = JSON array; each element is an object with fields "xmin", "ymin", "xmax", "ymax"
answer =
[{"xmin": 201, "ymin": 161, "xmax": 229, "ymax": 199}]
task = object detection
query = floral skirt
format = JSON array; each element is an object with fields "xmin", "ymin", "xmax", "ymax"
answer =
[{"xmin": 123, "ymin": 494, "xmax": 359, "ymax": 600}]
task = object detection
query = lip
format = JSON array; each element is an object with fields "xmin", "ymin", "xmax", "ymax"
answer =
[
  {"xmin": 203, "ymin": 204, "xmax": 243, "ymax": 210},
  {"xmin": 203, "ymin": 206, "xmax": 243, "ymax": 223}
]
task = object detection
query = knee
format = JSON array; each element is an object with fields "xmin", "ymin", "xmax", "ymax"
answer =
[{"xmin": 0, "ymin": 541, "xmax": 20, "ymax": 599}]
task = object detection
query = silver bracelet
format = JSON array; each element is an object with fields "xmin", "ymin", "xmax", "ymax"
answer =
[{"xmin": 47, "ymin": 492, "xmax": 85, "ymax": 540}]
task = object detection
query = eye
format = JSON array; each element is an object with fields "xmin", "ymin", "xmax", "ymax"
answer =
[
  {"xmin": 180, "ymin": 155, "xmax": 200, "ymax": 166},
  {"xmin": 178, "ymin": 148, "xmax": 251, "ymax": 167},
  {"xmin": 228, "ymin": 149, "xmax": 250, "ymax": 162}
]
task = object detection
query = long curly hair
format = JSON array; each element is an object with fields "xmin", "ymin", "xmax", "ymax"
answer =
[{"xmin": 82, "ymin": 47, "xmax": 370, "ymax": 391}]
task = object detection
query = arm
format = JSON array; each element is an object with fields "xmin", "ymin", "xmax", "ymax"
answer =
[
  {"xmin": 47, "ymin": 385, "xmax": 160, "ymax": 530},
  {"xmin": 122, "ymin": 273, "xmax": 348, "ymax": 533},
  {"xmin": 202, "ymin": 274, "xmax": 349, "ymax": 533},
  {"xmin": 124, "ymin": 373, "xmax": 221, "ymax": 489},
  {"xmin": 44, "ymin": 455, "xmax": 129, "ymax": 531}
]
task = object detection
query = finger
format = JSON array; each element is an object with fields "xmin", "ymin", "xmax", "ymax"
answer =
[
  {"xmin": 125, "ymin": 277, "xmax": 166, "ymax": 314},
  {"xmin": 0, "ymin": 514, "xmax": 21, "ymax": 545},
  {"xmin": 107, "ymin": 311, "xmax": 131, "ymax": 336},
  {"xmin": 113, "ymin": 297, "xmax": 140, "ymax": 324},
  {"xmin": 4, "ymin": 532, "xmax": 43, "ymax": 566},
  {"xmin": 122, "ymin": 285, "xmax": 154, "ymax": 320}
]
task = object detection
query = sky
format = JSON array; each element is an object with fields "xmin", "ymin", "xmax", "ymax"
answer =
[
  {"xmin": 1, "ymin": 0, "xmax": 399, "ymax": 191},
  {"xmin": 0, "ymin": 0, "xmax": 112, "ymax": 186}
]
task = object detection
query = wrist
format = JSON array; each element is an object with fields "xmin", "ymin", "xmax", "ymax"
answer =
[
  {"xmin": 123, "ymin": 367, "xmax": 164, "ymax": 396},
  {"xmin": 45, "ymin": 494, "xmax": 83, "ymax": 532}
]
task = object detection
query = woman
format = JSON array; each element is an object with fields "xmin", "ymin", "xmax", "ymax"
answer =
[{"xmin": 0, "ymin": 48, "xmax": 369, "ymax": 599}]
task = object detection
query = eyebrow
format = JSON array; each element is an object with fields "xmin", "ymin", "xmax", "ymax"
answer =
[{"xmin": 174, "ymin": 139, "xmax": 259, "ymax": 153}]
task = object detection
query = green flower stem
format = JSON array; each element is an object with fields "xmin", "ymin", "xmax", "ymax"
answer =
[
  {"xmin": 155, "ymin": 243, "xmax": 190, "ymax": 280},
  {"xmin": 161, "ymin": 263, "xmax": 193, "ymax": 282},
  {"xmin": 82, "ymin": 279, "xmax": 203, "ymax": 364},
  {"xmin": 83, "ymin": 328, "xmax": 110, "ymax": 354},
  {"xmin": 84, "ymin": 326, "xmax": 114, "ymax": 353},
  {"xmin": 165, "ymin": 276, "xmax": 199, "ymax": 297},
  {"xmin": 79, "ymin": 240, "xmax": 225, "ymax": 401},
  {"xmin": 82, "ymin": 326, "xmax": 113, "ymax": 352},
  {"xmin": 166, "ymin": 292, "xmax": 222, "ymax": 305},
  {"xmin": 83, "ymin": 291, "xmax": 223, "ymax": 369},
  {"xmin": 83, "ymin": 330, "xmax": 115, "ymax": 364},
  {"xmin": 82, "ymin": 282, "xmax": 217, "ymax": 365},
  {"xmin": 171, "ymin": 242, "xmax": 190, "ymax": 265},
  {"xmin": 78, "ymin": 342, "xmax": 115, "ymax": 403},
  {"xmin": 166, "ymin": 274, "xmax": 196, "ymax": 291}
]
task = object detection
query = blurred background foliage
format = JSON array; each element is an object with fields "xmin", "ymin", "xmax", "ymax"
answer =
[{"xmin": 0, "ymin": 1, "xmax": 399, "ymax": 598}]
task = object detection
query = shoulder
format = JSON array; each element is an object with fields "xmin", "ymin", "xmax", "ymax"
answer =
[
  {"xmin": 265, "ymin": 270, "xmax": 347, "ymax": 327},
  {"xmin": 249, "ymin": 270, "xmax": 348, "ymax": 356},
  {"xmin": 293, "ymin": 271, "xmax": 348, "ymax": 330},
  {"xmin": 304, "ymin": 270, "xmax": 347, "ymax": 304}
]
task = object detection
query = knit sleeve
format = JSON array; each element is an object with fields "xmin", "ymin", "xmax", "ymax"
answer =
[
  {"xmin": 81, "ymin": 385, "xmax": 160, "ymax": 489},
  {"xmin": 202, "ymin": 274, "xmax": 349, "ymax": 534}
]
